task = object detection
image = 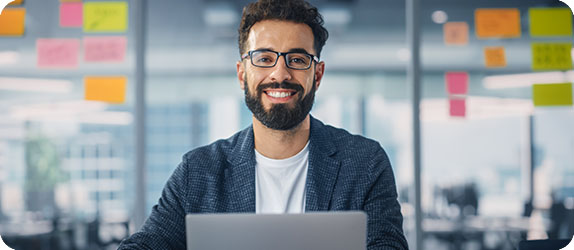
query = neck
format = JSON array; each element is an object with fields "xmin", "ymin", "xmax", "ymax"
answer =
[{"xmin": 252, "ymin": 115, "xmax": 311, "ymax": 159}]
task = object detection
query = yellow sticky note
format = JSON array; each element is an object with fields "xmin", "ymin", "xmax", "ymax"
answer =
[
  {"xmin": 484, "ymin": 46, "xmax": 507, "ymax": 68},
  {"xmin": 532, "ymin": 43, "xmax": 572, "ymax": 71},
  {"xmin": 532, "ymin": 83, "xmax": 573, "ymax": 106},
  {"xmin": 84, "ymin": 76, "xmax": 127, "ymax": 104},
  {"xmin": 0, "ymin": 8, "xmax": 25, "ymax": 36},
  {"xmin": 444, "ymin": 22, "xmax": 469, "ymax": 45},
  {"xmin": 84, "ymin": 2, "xmax": 128, "ymax": 32},
  {"xmin": 529, "ymin": 8, "xmax": 572, "ymax": 37},
  {"xmin": 475, "ymin": 8, "xmax": 521, "ymax": 39},
  {"xmin": 8, "ymin": 0, "xmax": 24, "ymax": 6}
]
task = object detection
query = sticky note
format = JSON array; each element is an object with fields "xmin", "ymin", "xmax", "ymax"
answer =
[
  {"xmin": 84, "ymin": 36, "xmax": 127, "ymax": 62},
  {"xmin": 475, "ymin": 8, "xmax": 521, "ymax": 39},
  {"xmin": 529, "ymin": 8, "xmax": 572, "ymax": 37},
  {"xmin": 532, "ymin": 43, "xmax": 572, "ymax": 71},
  {"xmin": 84, "ymin": 76, "xmax": 127, "ymax": 104},
  {"xmin": 532, "ymin": 83, "xmax": 573, "ymax": 106},
  {"xmin": 449, "ymin": 98, "xmax": 466, "ymax": 117},
  {"xmin": 445, "ymin": 72, "xmax": 469, "ymax": 95},
  {"xmin": 8, "ymin": 0, "xmax": 23, "ymax": 6},
  {"xmin": 484, "ymin": 47, "xmax": 507, "ymax": 68},
  {"xmin": 60, "ymin": 2, "xmax": 83, "ymax": 28},
  {"xmin": 37, "ymin": 39, "xmax": 80, "ymax": 68},
  {"xmin": 0, "ymin": 8, "xmax": 25, "ymax": 36},
  {"xmin": 84, "ymin": 2, "xmax": 128, "ymax": 32},
  {"xmin": 444, "ymin": 22, "xmax": 469, "ymax": 45}
]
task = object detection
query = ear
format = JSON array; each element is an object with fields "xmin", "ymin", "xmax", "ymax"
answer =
[
  {"xmin": 313, "ymin": 61, "xmax": 325, "ymax": 90},
  {"xmin": 237, "ymin": 60, "xmax": 245, "ymax": 90}
]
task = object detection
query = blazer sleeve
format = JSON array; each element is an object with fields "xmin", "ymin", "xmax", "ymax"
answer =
[
  {"xmin": 118, "ymin": 161, "xmax": 188, "ymax": 250},
  {"xmin": 364, "ymin": 148, "xmax": 409, "ymax": 250}
]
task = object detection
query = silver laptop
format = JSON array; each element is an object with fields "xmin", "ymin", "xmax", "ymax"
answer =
[{"xmin": 185, "ymin": 211, "xmax": 367, "ymax": 250}]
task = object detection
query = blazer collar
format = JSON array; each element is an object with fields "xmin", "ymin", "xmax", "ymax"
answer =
[
  {"xmin": 227, "ymin": 126, "xmax": 256, "ymax": 212},
  {"xmin": 305, "ymin": 116, "xmax": 341, "ymax": 211},
  {"xmin": 226, "ymin": 116, "xmax": 342, "ymax": 212}
]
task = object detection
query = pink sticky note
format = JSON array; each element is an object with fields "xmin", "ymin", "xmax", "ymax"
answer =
[
  {"xmin": 449, "ymin": 98, "xmax": 466, "ymax": 117},
  {"xmin": 37, "ymin": 38, "xmax": 80, "ymax": 68},
  {"xmin": 445, "ymin": 72, "xmax": 469, "ymax": 95},
  {"xmin": 84, "ymin": 36, "xmax": 127, "ymax": 62},
  {"xmin": 60, "ymin": 2, "xmax": 83, "ymax": 27}
]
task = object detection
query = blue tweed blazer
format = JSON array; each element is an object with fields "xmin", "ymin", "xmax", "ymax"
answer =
[{"xmin": 119, "ymin": 117, "xmax": 408, "ymax": 250}]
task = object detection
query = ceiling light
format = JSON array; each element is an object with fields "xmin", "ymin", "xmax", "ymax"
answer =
[
  {"xmin": 0, "ymin": 77, "xmax": 73, "ymax": 93},
  {"xmin": 483, "ymin": 71, "xmax": 570, "ymax": 89},
  {"xmin": 431, "ymin": 10, "xmax": 448, "ymax": 24},
  {"xmin": 0, "ymin": 51, "xmax": 20, "ymax": 65}
]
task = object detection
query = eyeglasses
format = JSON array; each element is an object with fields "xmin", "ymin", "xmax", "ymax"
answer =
[{"xmin": 241, "ymin": 49, "xmax": 319, "ymax": 70}]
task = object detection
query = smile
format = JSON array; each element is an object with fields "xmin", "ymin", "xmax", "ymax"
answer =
[
  {"xmin": 263, "ymin": 89, "xmax": 297, "ymax": 103},
  {"xmin": 267, "ymin": 91, "xmax": 292, "ymax": 98}
]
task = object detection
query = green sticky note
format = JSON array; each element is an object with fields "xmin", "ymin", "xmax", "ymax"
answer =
[
  {"xmin": 529, "ymin": 8, "xmax": 572, "ymax": 37},
  {"xmin": 84, "ymin": 2, "xmax": 128, "ymax": 32},
  {"xmin": 532, "ymin": 83, "xmax": 573, "ymax": 107},
  {"xmin": 532, "ymin": 43, "xmax": 573, "ymax": 71},
  {"xmin": 528, "ymin": 8, "xmax": 572, "ymax": 37}
]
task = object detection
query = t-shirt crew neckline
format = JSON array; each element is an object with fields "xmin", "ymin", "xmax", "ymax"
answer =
[{"xmin": 254, "ymin": 140, "xmax": 310, "ymax": 165}]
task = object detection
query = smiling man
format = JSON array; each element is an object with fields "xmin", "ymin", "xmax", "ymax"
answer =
[{"xmin": 118, "ymin": 0, "xmax": 408, "ymax": 249}]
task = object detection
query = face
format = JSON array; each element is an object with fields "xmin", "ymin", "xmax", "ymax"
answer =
[{"xmin": 237, "ymin": 20, "xmax": 325, "ymax": 130}]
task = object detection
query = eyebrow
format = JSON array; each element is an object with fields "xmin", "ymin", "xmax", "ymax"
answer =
[{"xmin": 254, "ymin": 48, "xmax": 311, "ymax": 54}]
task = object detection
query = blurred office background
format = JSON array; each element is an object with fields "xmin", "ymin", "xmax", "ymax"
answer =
[{"xmin": 0, "ymin": 0, "xmax": 573, "ymax": 249}]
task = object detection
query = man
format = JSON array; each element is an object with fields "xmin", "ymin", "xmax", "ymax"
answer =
[{"xmin": 119, "ymin": 0, "xmax": 408, "ymax": 249}]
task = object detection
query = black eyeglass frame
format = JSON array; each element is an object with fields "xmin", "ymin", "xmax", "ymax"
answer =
[{"xmin": 241, "ymin": 49, "xmax": 320, "ymax": 70}]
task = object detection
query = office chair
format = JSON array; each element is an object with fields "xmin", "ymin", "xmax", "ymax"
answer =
[{"xmin": 518, "ymin": 239, "xmax": 570, "ymax": 250}]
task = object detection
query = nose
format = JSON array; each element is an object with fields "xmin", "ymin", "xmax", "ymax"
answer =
[{"xmin": 268, "ymin": 55, "xmax": 293, "ymax": 83}]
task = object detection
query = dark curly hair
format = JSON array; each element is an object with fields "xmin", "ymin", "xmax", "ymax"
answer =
[{"xmin": 238, "ymin": 0, "xmax": 329, "ymax": 59}]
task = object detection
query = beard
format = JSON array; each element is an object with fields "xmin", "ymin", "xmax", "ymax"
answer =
[{"xmin": 244, "ymin": 79, "xmax": 316, "ymax": 131}]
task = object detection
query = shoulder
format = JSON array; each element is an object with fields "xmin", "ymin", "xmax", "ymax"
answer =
[
  {"xmin": 320, "ymin": 122, "xmax": 386, "ymax": 158},
  {"xmin": 312, "ymin": 120, "xmax": 390, "ymax": 174},
  {"xmin": 180, "ymin": 127, "xmax": 250, "ymax": 171}
]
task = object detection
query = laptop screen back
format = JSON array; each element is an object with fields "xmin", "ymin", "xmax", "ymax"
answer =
[{"xmin": 185, "ymin": 211, "xmax": 367, "ymax": 250}]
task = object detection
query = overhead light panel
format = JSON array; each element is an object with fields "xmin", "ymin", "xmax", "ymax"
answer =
[
  {"xmin": 0, "ymin": 77, "xmax": 73, "ymax": 93},
  {"xmin": 483, "ymin": 71, "xmax": 572, "ymax": 89}
]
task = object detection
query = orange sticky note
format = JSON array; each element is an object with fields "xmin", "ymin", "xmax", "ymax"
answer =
[
  {"xmin": 484, "ymin": 46, "xmax": 507, "ymax": 68},
  {"xmin": 84, "ymin": 36, "xmax": 127, "ymax": 62},
  {"xmin": 475, "ymin": 8, "xmax": 521, "ymax": 39},
  {"xmin": 0, "ymin": 8, "xmax": 25, "ymax": 36},
  {"xmin": 84, "ymin": 76, "xmax": 127, "ymax": 104},
  {"xmin": 37, "ymin": 39, "xmax": 80, "ymax": 68},
  {"xmin": 444, "ymin": 22, "xmax": 469, "ymax": 45},
  {"xmin": 8, "ymin": 0, "xmax": 24, "ymax": 6},
  {"xmin": 449, "ymin": 98, "xmax": 466, "ymax": 117}
]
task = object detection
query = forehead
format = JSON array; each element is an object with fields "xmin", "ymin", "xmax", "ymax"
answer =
[{"xmin": 247, "ymin": 20, "xmax": 315, "ymax": 53}]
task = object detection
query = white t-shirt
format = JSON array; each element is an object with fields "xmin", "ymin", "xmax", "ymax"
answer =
[{"xmin": 255, "ymin": 141, "xmax": 309, "ymax": 214}]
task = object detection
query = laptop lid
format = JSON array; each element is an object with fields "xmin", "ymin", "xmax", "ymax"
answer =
[{"xmin": 185, "ymin": 211, "xmax": 367, "ymax": 250}]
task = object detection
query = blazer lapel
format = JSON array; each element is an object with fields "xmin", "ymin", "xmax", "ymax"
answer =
[
  {"xmin": 305, "ymin": 117, "xmax": 341, "ymax": 211},
  {"xmin": 226, "ymin": 126, "xmax": 256, "ymax": 213}
]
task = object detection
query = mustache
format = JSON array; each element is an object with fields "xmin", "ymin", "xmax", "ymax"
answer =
[{"xmin": 256, "ymin": 81, "xmax": 303, "ymax": 94}]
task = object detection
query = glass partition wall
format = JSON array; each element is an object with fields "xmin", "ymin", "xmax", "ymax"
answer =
[
  {"xmin": 420, "ymin": 1, "xmax": 574, "ymax": 250},
  {"xmin": 0, "ymin": 0, "xmax": 136, "ymax": 249}
]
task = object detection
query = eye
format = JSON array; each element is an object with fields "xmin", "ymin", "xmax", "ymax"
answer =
[
  {"xmin": 252, "ymin": 52, "xmax": 276, "ymax": 65},
  {"xmin": 288, "ymin": 54, "xmax": 310, "ymax": 65}
]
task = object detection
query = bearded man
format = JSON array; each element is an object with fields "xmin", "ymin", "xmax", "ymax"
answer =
[{"xmin": 119, "ymin": 0, "xmax": 408, "ymax": 249}]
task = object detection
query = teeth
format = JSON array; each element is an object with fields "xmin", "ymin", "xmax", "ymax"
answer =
[{"xmin": 268, "ymin": 91, "xmax": 292, "ymax": 98}]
